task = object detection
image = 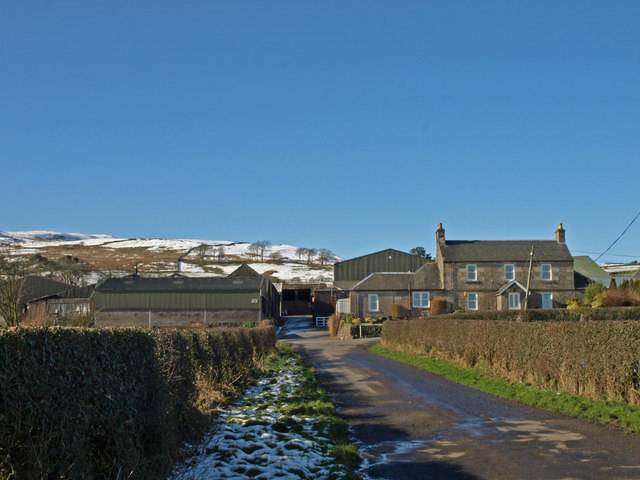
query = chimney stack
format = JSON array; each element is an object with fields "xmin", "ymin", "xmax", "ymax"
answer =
[
  {"xmin": 436, "ymin": 222, "xmax": 446, "ymax": 244},
  {"xmin": 555, "ymin": 223, "xmax": 565, "ymax": 243}
]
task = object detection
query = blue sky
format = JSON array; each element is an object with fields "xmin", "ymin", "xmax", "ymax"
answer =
[{"xmin": 1, "ymin": 1, "xmax": 639, "ymax": 261}]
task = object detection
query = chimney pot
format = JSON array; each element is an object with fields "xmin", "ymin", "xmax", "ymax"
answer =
[
  {"xmin": 555, "ymin": 223, "xmax": 566, "ymax": 243},
  {"xmin": 436, "ymin": 223, "xmax": 446, "ymax": 243}
]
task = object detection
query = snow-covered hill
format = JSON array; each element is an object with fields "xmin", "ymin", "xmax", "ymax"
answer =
[
  {"xmin": 0, "ymin": 231, "xmax": 340, "ymax": 283},
  {"xmin": 0, "ymin": 231, "xmax": 116, "ymax": 245}
]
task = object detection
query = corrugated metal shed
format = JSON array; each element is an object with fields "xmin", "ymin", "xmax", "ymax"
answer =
[
  {"xmin": 93, "ymin": 276, "xmax": 265, "ymax": 311},
  {"xmin": 334, "ymin": 249, "xmax": 430, "ymax": 290},
  {"xmin": 19, "ymin": 276, "xmax": 75, "ymax": 302}
]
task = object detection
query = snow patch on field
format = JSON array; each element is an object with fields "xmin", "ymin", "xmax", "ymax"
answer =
[
  {"xmin": 169, "ymin": 356, "xmax": 351, "ymax": 480},
  {"xmin": 179, "ymin": 261, "xmax": 333, "ymax": 282}
]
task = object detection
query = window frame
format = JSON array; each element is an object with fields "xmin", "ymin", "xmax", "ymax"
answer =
[
  {"xmin": 412, "ymin": 291, "xmax": 430, "ymax": 308},
  {"xmin": 504, "ymin": 264, "xmax": 515, "ymax": 281},
  {"xmin": 467, "ymin": 264, "xmax": 477, "ymax": 281},
  {"xmin": 368, "ymin": 294, "xmax": 379, "ymax": 312},
  {"xmin": 541, "ymin": 264, "xmax": 552, "ymax": 281},
  {"xmin": 542, "ymin": 292, "xmax": 553, "ymax": 309},
  {"xmin": 467, "ymin": 292, "xmax": 478, "ymax": 310},
  {"xmin": 508, "ymin": 292, "xmax": 521, "ymax": 310}
]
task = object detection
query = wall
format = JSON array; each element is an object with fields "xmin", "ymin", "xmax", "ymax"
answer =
[
  {"xmin": 95, "ymin": 309, "xmax": 260, "ymax": 327},
  {"xmin": 445, "ymin": 260, "xmax": 577, "ymax": 311}
]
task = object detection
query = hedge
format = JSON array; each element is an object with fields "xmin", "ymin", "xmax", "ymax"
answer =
[
  {"xmin": 381, "ymin": 318, "xmax": 640, "ymax": 406},
  {"xmin": 0, "ymin": 325, "xmax": 276, "ymax": 479},
  {"xmin": 432, "ymin": 306, "xmax": 640, "ymax": 322}
]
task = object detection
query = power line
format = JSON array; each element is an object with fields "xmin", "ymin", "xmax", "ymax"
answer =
[
  {"xmin": 573, "ymin": 250, "xmax": 639, "ymax": 259},
  {"xmin": 595, "ymin": 210, "xmax": 640, "ymax": 263}
]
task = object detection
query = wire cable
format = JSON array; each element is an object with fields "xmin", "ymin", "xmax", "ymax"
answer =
[
  {"xmin": 595, "ymin": 210, "xmax": 640, "ymax": 262},
  {"xmin": 573, "ymin": 250, "xmax": 638, "ymax": 259}
]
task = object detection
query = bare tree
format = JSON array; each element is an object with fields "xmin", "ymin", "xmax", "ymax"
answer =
[
  {"xmin": 255, "ymin": 240, "xmax": 271, "ymax": 262},
  {"xmin": 0, "ymin": 248, "xmax": 26, "ymax": 327},
  {"xmin": 306, "ymin": 248, "xmax": 317, "ymax": 265},
  {"xmin": 317, "ymin": 248, "xmax": 333, "ymax": 265},
  {"xmin": 215, "ymin": 246, "xmax": 225, "ymax": 262},
  {"xmin": 269, "ymin": 250, "xmax": 283, "ymax": 262},
  {"xmin": 248, "ymin": 242, "xmax": 261, "ymax": 259},
  {"xmin": 193, "ymin": 244, "xmax": 210, "ymax": 261},
  {"xmin": 296, "ymin": 247, "xmax": 307, "ymax": 262}
]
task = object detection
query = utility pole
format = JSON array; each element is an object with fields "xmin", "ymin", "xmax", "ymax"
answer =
[{"xmin": 523, "ymin": 246, "xmax": 534, "ymax": 312}]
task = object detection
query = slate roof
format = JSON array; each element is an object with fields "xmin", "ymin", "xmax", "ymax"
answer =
[
  {"xmin": 411, "ymin": 262, "xmax": 443, "ymax": 290},
  {"xmin": 496, "ymin": 280, "xmax": 527, "ymax": 295},
  {"xmin": 96, "ymin": 276, "xmax": 264, "ymax": 292},
  {"xmin": 352, "ymin": 272, "xmax": 413, "ymax": 291},
  {"xmin": 228, "ymin": 264, "xmax": 262, "ymax": 278},
  {"xmin": 30, "ymin": 285, "xmax": 96, "ymax": 302},
  {"xmin": 439, "ymin": 240, "xmax": 572, "ymax": 262},
  {"xmin": 351, "ymin": 262, "xmax": 443, "ymax": 291},
  {"xmin": 19, "ymin": 276, "xmax": 75, "ymax": 302}
]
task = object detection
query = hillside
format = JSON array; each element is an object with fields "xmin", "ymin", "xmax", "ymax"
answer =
[{"xmin": 0, "ymin": 231, "xmax": 340, "ymax": 284}]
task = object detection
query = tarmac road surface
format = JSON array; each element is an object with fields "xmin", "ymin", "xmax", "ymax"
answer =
[{"xmin": 280, "ymin": 317, "xmax": 640, "ymax": 480}]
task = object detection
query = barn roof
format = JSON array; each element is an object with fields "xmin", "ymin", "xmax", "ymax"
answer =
[{"xmin": 96, "ymin": 276, "xmax": 264, "ymax": 292}]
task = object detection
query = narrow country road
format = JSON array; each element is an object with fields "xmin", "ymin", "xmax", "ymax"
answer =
[{"xmin": 280, "ymin": 317, "xmax": 640, "ymax": 480}]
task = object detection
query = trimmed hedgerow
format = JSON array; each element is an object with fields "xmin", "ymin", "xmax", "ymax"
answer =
[
  {"xmin": 381, "ymin": 318, "xmax": 640, "ymax": 406},
  {"xmin": 430, "ymin": 306, "xmax": 640, "ymax": 322},
  {"xmin": 0, "ymin": 325, "xmax": 276, "ymax": 479}
]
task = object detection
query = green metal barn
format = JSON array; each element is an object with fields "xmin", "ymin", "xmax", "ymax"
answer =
[
  {"xmin": 333, "ymin": 248, "xmax": 430, "ymax": 290},
  {"xmin": 93, "ymin": 274, "xmax": 279, "ymax": 327}
]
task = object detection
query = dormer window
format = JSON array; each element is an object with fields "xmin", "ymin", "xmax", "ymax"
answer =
[
  {"xmin": 504, "ymin": 264, "xmax": 515, "ymax": 281},
  {"xmin": 467, "ymin": 265, "xmax": 477, "ymax": 281},
  {"xmin": 541, "ymin": 264, "xmax": 552, "ymax": 281}
]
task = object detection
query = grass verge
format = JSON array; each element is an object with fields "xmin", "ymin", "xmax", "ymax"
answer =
[
  {"xmin": 372, "ymin": 344, "xmax": 640, "ymax": 433},
  {"xmin": 270, "ymin": 343, "xmax": 362, "ymax": 479}
]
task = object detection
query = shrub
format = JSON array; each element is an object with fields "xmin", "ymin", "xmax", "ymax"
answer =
[
  {"xmin": 566, "ymin": 298, "xmax": 581, "ymax": 310},
  {"xmin": 328, "ymin": 313, "xmax": 342, "ymax": 337},
  {"xmin": 390, "ymin": 302, "xmax": 404, "ymax": 320},
  {"xmin": 602, "ymin": 289, "xmax": 640, "ymax": 307},
  {"xmin": 259, "ymin": 318, "xmax": 278, "ymax": 327},
  {"xmin": 430, "ymin": 298, "xmax": 447, "ymax": 315},
  {"xmin": 352, "ymin": 317, "xmax": 362, "ymax": 327},
  {"xmin": 584, "ymin": 282, "xmax": 606, "ymax": 306}
]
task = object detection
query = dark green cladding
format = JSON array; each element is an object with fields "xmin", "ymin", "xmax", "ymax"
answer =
[
  {"xmin": 93, "ymin": 290, "xmax": 261, "ymax": 311},
  {"xmin": 334, "ymin": 248, "xmax": 429, "ymax": 287}
]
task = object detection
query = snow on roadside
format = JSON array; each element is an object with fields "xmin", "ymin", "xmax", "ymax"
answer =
[{"xmin": 169, "ymin": 355, "xmax": 353, "ymax": 480}]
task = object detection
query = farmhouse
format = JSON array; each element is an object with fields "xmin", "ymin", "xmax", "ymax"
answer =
[
  {"xmin": 346, "ymin": 223, "xmax": 580, "ymax": 317},
  {"xmin": 93, "ymin": 268, "xmax": 279, "ymax": 327}
]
